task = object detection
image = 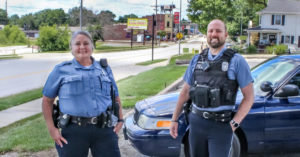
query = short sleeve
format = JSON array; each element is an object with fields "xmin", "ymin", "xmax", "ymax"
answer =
[
  {"xmin": 42, "ymin": 66, "xmax": 62, "ymax": 98},
  {"xmin": 183, "ymin": 55, "xmax": 199, "ymax": 86},
  {"xmin": 232, "ymin": 54, "xmax": 254, "ymax": 89}
]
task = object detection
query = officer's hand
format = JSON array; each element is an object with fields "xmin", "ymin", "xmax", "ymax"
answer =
[
  {"xmin": 113, "ymin": 122, "xmax": 123, "ymax": 134},
  {"xmin": 49, "ymin": 127, "xmax": 68, "ymax": 148},
  {"xmin": 170, "ymin": 122, "xmax": 178, "ymax": 139}
]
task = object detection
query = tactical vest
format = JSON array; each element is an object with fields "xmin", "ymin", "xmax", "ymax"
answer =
[{"xmin": 190, "ymin": 48, "xmax": 238, "ymax": 108}]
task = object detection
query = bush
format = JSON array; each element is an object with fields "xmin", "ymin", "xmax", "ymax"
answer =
[
  {"xmin": 37, "ymin": 25, "xmax": 70, "ymax": 51},
  {"xmin": 246, "ymin": 45, "xmax": 257, "ymax": 54},
  {"xmin": 233, "ymin": 46, "xmax": 244, "ymax": 54},
  {"xmin": 0, "ymin": 25, "xmax": 26, "ymax": 44},
  {"xmin": 266, "ymin": 44, "xmax": 288, "ymax": 55}
]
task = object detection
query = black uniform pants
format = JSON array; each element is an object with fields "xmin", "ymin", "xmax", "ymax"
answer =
[
  {"xmin": 56, "ymin": 124, "xmax": 120, "ymax": 157},
  {"xmin": 188, "ymin": 112, "xmax": 233, "ymax": 157}
]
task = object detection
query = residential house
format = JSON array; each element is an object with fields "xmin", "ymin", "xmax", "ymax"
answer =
[{"xmin": 247, "ymin": 0, "xmax": 300, "ymax": 52}]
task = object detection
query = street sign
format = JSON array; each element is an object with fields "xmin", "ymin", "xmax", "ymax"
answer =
[{"xmin": 176, "ymin": 32, "xmax": 183, "ymax": 39}]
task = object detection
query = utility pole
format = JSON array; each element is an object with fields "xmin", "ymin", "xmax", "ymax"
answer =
[
  {"xmin": 155, "ymin": 0, "xmax": 158, "ymax": 45},
  {"xmin": 80, "ymin": 0, "xmax": 83, "ymax": 30},
  {"xmin": 5, "ymin": 0, "xmax": 7, "ymax": 16},
  {"xmin": 178, "ymin": 0, "xmax": 182, "ymax": 55}
]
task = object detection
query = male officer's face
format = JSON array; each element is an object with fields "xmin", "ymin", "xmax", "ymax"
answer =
[
  {"xmin": 71, "ymin": 34, "xmax": 93, "ymax": 60},
  {"xmin": 207, "ymin": 20, "xmax": 228, "ymax": 49}
]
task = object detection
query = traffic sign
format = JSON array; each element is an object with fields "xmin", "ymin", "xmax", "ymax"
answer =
[{"xmin": 176, "ymin": 32, "xmax": 183, "ymax": 39}]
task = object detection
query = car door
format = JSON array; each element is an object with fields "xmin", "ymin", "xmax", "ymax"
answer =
[{"xmin": 264, "ymin": 69, "xmax": 300, "ymax": 153}]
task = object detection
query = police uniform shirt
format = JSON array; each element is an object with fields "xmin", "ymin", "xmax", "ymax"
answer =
[
  {"xmin": 183, "ymin": 47, "xmax": 253, "ymax": 112},
  {"xmin": 43, "ymin": 57, "xmax": 119, "ymax": 117}
]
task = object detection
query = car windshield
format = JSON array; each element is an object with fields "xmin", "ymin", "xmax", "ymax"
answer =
[{"xmin": 251, "ymin": 57, "xmax": 298, "ymax": 96}]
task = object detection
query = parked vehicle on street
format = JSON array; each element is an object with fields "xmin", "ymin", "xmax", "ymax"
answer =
[{"xmin": 123, "ymin": 55, "xmax": 300, "ymax": 157}]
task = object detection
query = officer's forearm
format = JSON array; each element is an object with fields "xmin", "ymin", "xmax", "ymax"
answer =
[
  {"xmin": 172, "ymin": 83, "xmax": 190, "ymax": 121},
  {"xmin": 116, "ymin": 96, "xmax": 123, "ymax": 120},
  {"xmin": 233, "ymin": 83, "xmax": 254, "ymax": 124},
  {"xmin": 42, "ymin": 96, "xmax": 56, "ymax": 130}
]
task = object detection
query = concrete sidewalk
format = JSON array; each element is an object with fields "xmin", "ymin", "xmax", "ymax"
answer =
[{"xmin": 0, "ymin": 59, "xmax": 170, "ymax": 128}]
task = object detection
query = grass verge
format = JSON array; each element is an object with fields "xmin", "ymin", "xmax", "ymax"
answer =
[
  {"xmin": 0, "ymin": 88, "xmax": 43, "ymax": 111},
  {"xmin": 0, "ymin": 54, "xmax": 22, "ymax": 60},
  {"xmin": 0, "ymin": 53, "xmax": 195, "ymax": 153},
  {"xmin": 136, "ymin": 59, "xmax": 167, "ymax": 66}
]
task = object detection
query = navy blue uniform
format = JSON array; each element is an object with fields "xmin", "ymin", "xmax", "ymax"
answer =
[
  {"xmin": 43, "ymin": 57, "xmax": 120, "ymax": 157},
  {"xmin": 183, "ymin": 48, "xmax": 253, "ymax": 157}
]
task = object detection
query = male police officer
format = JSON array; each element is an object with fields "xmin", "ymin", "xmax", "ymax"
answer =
[{"xmin": 170, "ymin": 19, "xmax": 254, "ymax": 157}]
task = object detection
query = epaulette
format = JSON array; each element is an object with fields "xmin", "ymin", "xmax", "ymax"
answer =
[
  {"xmin": 223, "ymin": 48, "xmax": 237, "ymax": 61},
  {"xmin": 57, "ymin": 60, "xmax": 72, "ymax": 67}
]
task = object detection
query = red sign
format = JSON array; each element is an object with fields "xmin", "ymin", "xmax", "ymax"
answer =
[{"xmin": 174, "ymin": 12, "xmax": 180, "ymax": 24}]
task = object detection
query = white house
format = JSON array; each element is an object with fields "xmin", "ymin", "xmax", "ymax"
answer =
[{"xmin": 247, "ymin": 0, "xmax": 300, "ymax": 52}]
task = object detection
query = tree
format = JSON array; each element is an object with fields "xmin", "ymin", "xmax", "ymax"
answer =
[
  {"xmin": 9, "ymin": 14, "xmax": 20, "ymax": 25},
  {"xmin": 37, "ymin": 25, "xmax": 70, "ymax": 51},
  {"xmin": 117, "ymin": 14, "xmax": 138, "ymax": 23},
  {"xmin": 34, "ymin": 9, "xmax": 68, "ymax": 26},
  {"xmin": 0, "ymin": 9, "xmax": 8, "ymax": 25},
  {"xmin": 157, "ymin": 30, "xmax": 167, "ymax": 40},
  {"xmin": 187, "ymin": 0, "xmax": 267, "ymax": 36},
  {"xmin": 19, "ymin": 13, "xmax": 37, "ymax": 30},
  {"xmin": 187, "ymin": 0, "xmax": 233, "ymax": 33},
  {"xmin": 68, "ymin": 7, "xmax": 96, "ymax": 26},
  {"xmin": 87, "ymin": 24, "xmax": 104, "ymax": 46},
  {"xmin": 97, "ymin": 10, "xmax": 116, "ymax": 26}
]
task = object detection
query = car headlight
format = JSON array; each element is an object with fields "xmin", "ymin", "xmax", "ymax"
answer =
[{"xmin": 137, "ymin": 114, "xmax": 172, "ymax": 130}]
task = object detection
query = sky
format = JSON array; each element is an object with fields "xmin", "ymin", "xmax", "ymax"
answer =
[{"xmin": 0, "ymin": 0, "xmax": 189, "ymax": 20}]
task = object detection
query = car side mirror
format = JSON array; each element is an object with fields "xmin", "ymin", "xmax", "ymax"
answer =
[
  {"xmin": 260, "ymin": 81, "xmax": 273, "ymax": 92},
  {"xmin": 274, "ymin": 84, "xmax": 299, "ymax": 97}
]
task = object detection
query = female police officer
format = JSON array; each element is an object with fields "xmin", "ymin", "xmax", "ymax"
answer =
[{"xmin": 42, "ymin": 31, "xmax": 123, "ymax": 157}]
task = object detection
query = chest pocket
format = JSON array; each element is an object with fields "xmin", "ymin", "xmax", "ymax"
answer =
[
  {"xmin": 61, "ymin": 75, "xmax": 84, "ymax": 96},
  {"xmin": 98, "ymin": 75, "xmax": 112, "ymax": 96}
]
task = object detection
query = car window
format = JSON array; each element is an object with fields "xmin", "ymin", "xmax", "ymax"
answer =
[
  {"xmin": 252, "ymin": 58, "xmax": 297, "ymax": 96},
  {"xmin": 286, "ymin": 71, "xmax": 300, "ymax": 96}
]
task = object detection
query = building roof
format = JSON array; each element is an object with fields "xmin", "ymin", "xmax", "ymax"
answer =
[
  {"xmin": 247, "ymin": 26, "xmax": 281, "ymax": 33},
  {"xmin": 258, "ymin": 0, "xmax": 300, "ymax": 14}
]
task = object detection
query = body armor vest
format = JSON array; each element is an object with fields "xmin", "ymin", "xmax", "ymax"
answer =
[{"xmin": 190, "ymin": 48, "xmax": 238, "ymax": 108}]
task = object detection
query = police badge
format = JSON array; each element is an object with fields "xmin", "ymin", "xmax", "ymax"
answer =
[{"xmin": 222, "ymin": 62, "xmax": 229, "ymax": 71}]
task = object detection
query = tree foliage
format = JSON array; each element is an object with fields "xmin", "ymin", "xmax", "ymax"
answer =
[
  {"xmin": 0, "ymin": 25, "xmax": 26, "ymax": 44},
  {"xmin": 97, "ymin": 10, "xmax": 116, "ymax": 26},
  {"xmin": 37, "ymin": 25, "xmax": 70, "ymax": 51},
  {"xmin": 68, "ymin": 7, "xmax": 96, "ymax": 26},
  {"xmin": 187, "ymin": 0, "xmax": 268, "ymax": 36},
  {"xmin": 0, "ymin": 9, "xmax": 8, "ymax": 25},
  {"xmin": 87, "ymin": 24, "xmax": 104, "ymax": 46},
  {"xmin": 117, "ymin": 14, "xmax": 138, "ymax": 23}
]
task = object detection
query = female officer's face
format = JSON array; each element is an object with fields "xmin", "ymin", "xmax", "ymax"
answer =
[{"xmin": 71, "ymin": 34, "xmax": 93, "ymax": 60}]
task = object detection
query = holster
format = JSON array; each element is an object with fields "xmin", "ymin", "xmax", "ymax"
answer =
[{"xmin": 183, "ymin": 99, "xmax": 192, "ymax": 125}]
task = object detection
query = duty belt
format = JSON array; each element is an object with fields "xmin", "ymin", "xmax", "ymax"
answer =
[
  {"xmin": 71, "ymin": 115, "xmax": 108, "ymax": 127},
  {"xmin": 191, "ymin": 106, "xmax": 232, "ymax": 123}
]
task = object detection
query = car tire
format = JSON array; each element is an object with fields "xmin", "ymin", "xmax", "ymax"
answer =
[
  {"xmin": 182, "ymin": 133, "xmax": 241, "ymax": 157},
  {"xmin": 229, "ymin": 133, "xmax": 241, "ymax": 157}
]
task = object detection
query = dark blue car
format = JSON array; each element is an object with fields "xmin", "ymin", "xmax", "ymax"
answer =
[{"xmin": 123, "ymin": 55, "xmax": 300, "ymax": 157}]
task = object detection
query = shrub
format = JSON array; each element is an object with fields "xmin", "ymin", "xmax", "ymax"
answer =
[
  {"xmin": 266, "ymin": 44, "xmax": 287, "ymax": 55},
  {"xmin": 246, "ymin": 45, "xmax": 257, "ymax": 54},
  {"xmin": 0, "ymin": 25, "xmax": 26, "ymax": 44},
  {"xmin": 37, "ymin": 25, "xmax": 70, "ymax": 51},
  {"xmin": 233, "ymin": 46, "xmax": 244, "ymax": 54}
]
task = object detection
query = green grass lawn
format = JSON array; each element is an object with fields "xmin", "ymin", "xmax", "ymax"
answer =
[
  {"xmin": 136, "ymin": 59, "xmax": 167, "ymax": 66},
  {"xmin": 0, "ymin": 88, "xmax": 43, "ymax": 111},
  {"xmin": 0, "ymin": 53, "xmax": 195, "ymax": 153}
]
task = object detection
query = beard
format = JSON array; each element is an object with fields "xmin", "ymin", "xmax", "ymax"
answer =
[{"xmin": 207, "ymin": 38, "xmax": 225, "ymax": 48}]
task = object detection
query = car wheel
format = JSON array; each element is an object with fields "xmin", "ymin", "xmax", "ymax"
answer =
[{"xmin": 229, "ymin": 133, "xmax": 241, "ymax": 157}]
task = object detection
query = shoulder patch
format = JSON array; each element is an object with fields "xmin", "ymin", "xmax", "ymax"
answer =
[{"xmin": 57, "ymin": 60, "xmax": 72, "ymax": 67}]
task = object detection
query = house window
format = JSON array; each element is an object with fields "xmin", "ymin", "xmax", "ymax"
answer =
[
  {"xmin": 167, "ymin": 21, "xmax": 170, "ymax": 27},
  {"xmin": 272, "ymin": 14, "xmax": 285, "ymax": 25},
  {"xmin": 275, "ymin": 15, "xmax": 281, "ymax": 25},
  {"xmin": 285, "ymin": 35, "xmax": 295, "ymax": 44},
  {"xmin": 285, "ymin": 36, "xmax": 290, "ymax": 44}
]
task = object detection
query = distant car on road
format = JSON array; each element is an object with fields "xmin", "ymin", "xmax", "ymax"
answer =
[{"xmin": 123, "ymin": 55, "xmax": 300, "ymax": 157}]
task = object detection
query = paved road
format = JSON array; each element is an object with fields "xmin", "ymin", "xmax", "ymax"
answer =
[{"xmin": 0, "ymin": 39, "xmax": 201, "ymax": 98}]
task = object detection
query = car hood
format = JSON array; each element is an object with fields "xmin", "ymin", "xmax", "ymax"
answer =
[
  {"xmin": 136, "ymin": 90, "xmax": 264, "ymax": 117},
  {"xmin": 136, "ymin": 92, "xmax": 179, "ymax": 117}
]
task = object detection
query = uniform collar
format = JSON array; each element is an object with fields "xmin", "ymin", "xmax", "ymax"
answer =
[
  {"xmin": 208, "ymin": 46, "xmax": 227, "ymax": 61},
  {"xmin": 72, "ymin": 57, "xmax": 101, "ymax": 70}
]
